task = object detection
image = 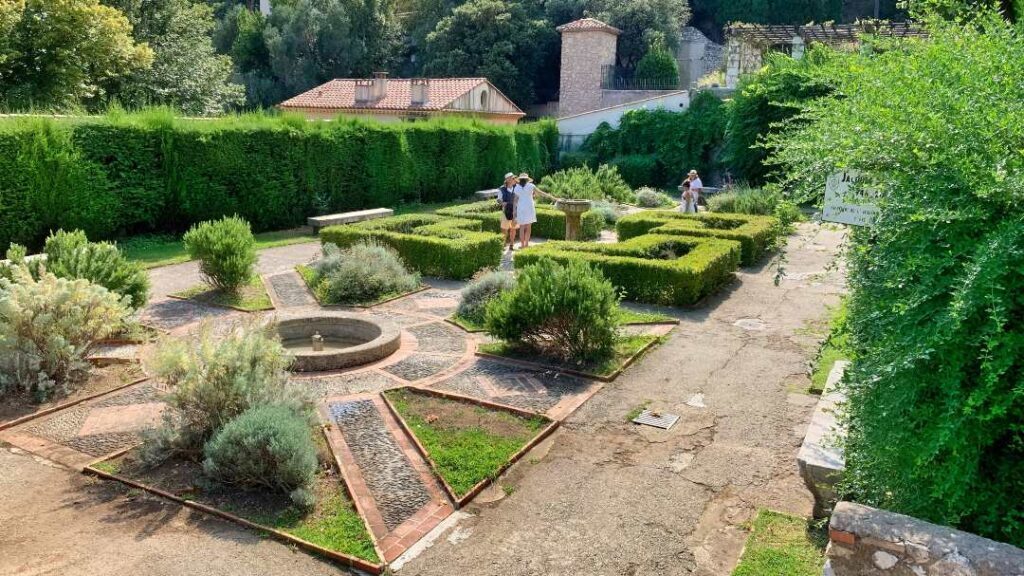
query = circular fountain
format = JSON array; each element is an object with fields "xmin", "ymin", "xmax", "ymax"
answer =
[
  {"xmin": 554, "ymin": 199, "xmax": 593, "ymax": 241},
  {"xmin": 276, "ymin": 312, "xmax": 401, "ymax": 372}
]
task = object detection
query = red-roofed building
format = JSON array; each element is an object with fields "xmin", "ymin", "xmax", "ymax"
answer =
[{"xmin": 278, "ymin": 73, "xmax": 525, "ymax": 124}]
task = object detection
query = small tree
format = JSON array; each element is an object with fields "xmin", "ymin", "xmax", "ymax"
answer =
[
  {"xmin": 634, "ymin": 35, "xmax": 680, "ymax": 89},
  {"xmin": 182, "ymin": 215, "xmax": 257, "ymax": 292}
]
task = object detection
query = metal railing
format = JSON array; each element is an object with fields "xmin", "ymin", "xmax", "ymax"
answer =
[{"xmin": 600, "ymin": 65, "xmax": 682, "ymax": 91}]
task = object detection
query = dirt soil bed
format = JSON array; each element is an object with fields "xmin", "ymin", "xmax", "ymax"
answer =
[
  {"xmin": 0, "ymin": 364, "xmax": 145, "ymax": 427},
  {"xmin": 99, "ymin": 438, "xmax": 378, "ymax": 564}
]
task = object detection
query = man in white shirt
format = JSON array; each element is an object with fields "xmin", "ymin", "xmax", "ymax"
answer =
[{"xmin": 687, "ymin": 170, "xmax": 703, "ymax": 209}]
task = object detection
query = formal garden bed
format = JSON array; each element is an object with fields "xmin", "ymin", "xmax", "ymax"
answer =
[
  {"xmin": 515, "ymin": 235, "xmax": 741, "ymax": 306},
  {"xmin": 381, "ymin": 387, "xmax": 555, "ymax": 506},
  {"xmin": 616, "ymin": 211, "xmax": 780, "ymax": 266},
  {"xmin": 170, "ymin": 275, "xmax": 274, "ymax": 312},
  {"xmin": 449, "ymin": 304, "xmax": 675, "ymax": 333},
  {"xmin": 0, "ymin": 364, "xmax": 146, "ymax": 430},
  {"xmin": 320, "ymin": 215, "xmax": 502, "ymax": 279},
  {"xmin": 295, "ymin": 241, "xmax": 429, "ymax": 307},
  {"xmin": 477, "ymin": 334, "xmax": 660, "ymax": 381},
  {"xmin": 86, "ymin": 433, "xmax": 382, "ymax": 571}
]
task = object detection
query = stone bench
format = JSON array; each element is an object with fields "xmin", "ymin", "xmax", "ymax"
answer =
[
  {"xmin": 798, "ymin": 360, "xmax": 848, "ymax": 517},
  {"xmin": 307, "ymin": 208, "xmax": 393, "ymax": 232},
  {"xmin": 827, "ymin": 501, "xmax": 1024, "ymax": 575},
  {"xmin": 474, "ymin": 189, "xmax": 499, "ymax": 200}
]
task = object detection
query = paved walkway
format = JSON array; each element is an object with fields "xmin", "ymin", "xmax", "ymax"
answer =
[{"xmin": 0, "ymin": 223, "xmax": 844, "ymax": 575}]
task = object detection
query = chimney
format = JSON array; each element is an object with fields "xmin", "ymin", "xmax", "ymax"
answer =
[
  {"xmin": 411, "ymin": 78, "xmax": 429, "ymax": 107},
  {"xmin": 372, "ymin": 71, "xmax": 388, "ymax": 100},
  {"xmin": 354, "ymin": 79, "xmax": 372, "ymax": 105}
]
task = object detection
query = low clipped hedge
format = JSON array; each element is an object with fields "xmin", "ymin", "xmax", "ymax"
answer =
[
  {"xmin": 514, "ymin": 234, "xmax": 741, "ymax": 306},
  {"xmin": 616, "ymin": 211, "xmax": 779, "ymax": 265},
  {"xmin": 436, "ymin": 200, "xmax": 602, "ymax": 241},
  {"xmin": 319, "ymin": 215, "xmax": 502, "ymax": 279}
]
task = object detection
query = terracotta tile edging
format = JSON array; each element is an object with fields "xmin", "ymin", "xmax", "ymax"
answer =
[
  {"xmin": 380, "ymin": 387, "xmax": 559, "ymax": 509},
  {"xmin": 0, "ymin": 376, "xmax": 151, "ymax": 433},
  {"xmin": 82, "ymin": 447, "xmax": 386, "ymax": 575},
  {"xmin": 474, "ymin": 335, "xmax": 663, "ymax": 383}
]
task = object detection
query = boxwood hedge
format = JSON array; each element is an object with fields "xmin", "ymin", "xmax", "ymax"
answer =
[
  {"xmin": 319, "ymin": 215, "xmax": 502, "ymax": 279},
  {"xmin": 616, "ymin": 211, "xmax": 779, "ymax": 265},
  {"xmin": 436, "ymin": 200, "xmax": 603, "ymax": 241},
  {"xmin": 514, "ymin": 234, "xmax": 741, "ymax": 306},
  {"xmin": 0, "ymin": 112, "xmax": 558, "ymax": 251}
]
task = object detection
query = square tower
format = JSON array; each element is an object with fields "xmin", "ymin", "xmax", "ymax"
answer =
[{"xmin": 557, "ymin": 18, "xmax": 620, "ymax": 117}]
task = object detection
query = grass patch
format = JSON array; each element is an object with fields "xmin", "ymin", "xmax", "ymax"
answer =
[
  {"xmin": 92, "ymin": 460, "xmax": 121, "ymax": 475},
  {"xmin": 625, "ymin": 400, "xmax": 652, "ymax": 422},
  {"xmin": 247, "ymin": 487, "xmax": 379, "ymax": 563},
  {"xmin": 447, "ymin": 314, "xmax": 486, "ymax": 332},
  {"xmin": 615, "ymin": 307, "xmax": 676, "ymax": 325},
  {"xmin": 384, "ymin": 389, "xmax": 547, "ymax": 497},
  {"xmin": 478, "ymin": 334, "xmax": 659, "ymax": 379},
  {"xmin": 170, "ymin": 275, "xmax": 274, "ymax": 311},
  {"xmin": 120, "ymin": 228, "xmax": 316, "ymax": 269},
  {"xmin": 731, "ymin": 510, "xmax": 827, "ymax": 576},
  {"xmin": 809, "ymin": 302, "xmax": 851, "ymax": 394}
]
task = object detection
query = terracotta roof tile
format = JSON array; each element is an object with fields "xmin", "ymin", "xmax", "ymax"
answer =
[
  {"xmin": 556, "ymin": 18, "xmax": 620, "ymax": 35},
  {"xmin": 278, "ymin": 77, "xmax": 522, "ymax": 115}
]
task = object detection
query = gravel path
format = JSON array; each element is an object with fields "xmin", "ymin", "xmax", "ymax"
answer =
[{"xmin": 328, "ymin": 400, "xmax": 431, "ymax": 530}]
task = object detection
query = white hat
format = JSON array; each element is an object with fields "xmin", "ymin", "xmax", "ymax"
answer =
[
  {"xmin": 688, "ymin": 169, "xmax": 698, "ymax": 176},
  {"xmin": 504, "ymin": 172, "xmax": 515, "ymax": 180}
]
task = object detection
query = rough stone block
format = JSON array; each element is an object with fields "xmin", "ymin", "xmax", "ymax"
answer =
[{"xmin": 798, "ymin": 360, "xmax": 848, "ymax": 517}]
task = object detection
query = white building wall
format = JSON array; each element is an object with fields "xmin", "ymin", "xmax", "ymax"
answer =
[{"xmin": 556, "ymin": 91, "xmax": 691, "ymax": 151}]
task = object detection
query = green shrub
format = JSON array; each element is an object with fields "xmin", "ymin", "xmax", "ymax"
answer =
[
  {"xmin": 0, "ymin": 113, "xmax": 558, "ymax": 251},
  {"xmin": 308, "ymin": 241, "xmax": 420, "ymax": 305},
  {"xmin": 514, "ymin": 234, "xmax": 740, "ymax": 306},
  {"xmin": 608, "ymin": 154, "xmax": 661, "ymax": 188},
  {"xmin": 589, "ymin": 200, "xmax": 619, "ymax": 227},
  {"xmin": 616, "ymin": 211, "xmax": 779, "ymax": 265},
  {"xmin": 456, "ymin": 270, "xmax": 515, "ymax": 324},
  {"xmin": 37, "ymin": 230, "xmax": 150, "ymax": 309},
  {"xmin": 635, "ymin": 187, "xmax": 675, "ymax": 208},
  {"xmin": 708, "ymin": 187, "xmax": 803, "ymax": 232},
  {"xmin": 558, "ymin": 150, "xmax": 595, "ymax": 170},
  {"xmin": 203, "ymin": 404, "xmax": 318, "ymax": 508},
  {"xmin": 772, "ymin": 12, "xmax": 1024, "ymax": 545},
  {"xmin": 485, "ymin": 260, "xmax": 618, "ymax": 361},
  {"xmin": 436, "ymin": 200, "xmax": 603, "ymax": 241},
  {"xmin": 538, "ymin": 165, "xmax": 633, "ymax": 204},
  {"xmin": 319, "ymin": 214, "xmax": 502, "ymax": 279},
  {"xmin": 183, "ymin": 216, "xmax": 257, "ymax": 292},
  {"xmin": 143, "ymin": 320, "xmax": 303, "ymax": 462},
  {"xmin": 0, "ymin": 267, "xmax": 129, "ymax": 401}
]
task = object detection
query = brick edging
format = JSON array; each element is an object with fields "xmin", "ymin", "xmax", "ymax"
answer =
[
  {"xmin": 380, "ymin": 387, "xmax": 559, "ymax": 508},
  {"xmin": 0, "ymin": 375, "xmax": 151, "ymax": 433},
  {"xmin": 82, "ymin": 448, "xmax": 386, "ymax": 574}
]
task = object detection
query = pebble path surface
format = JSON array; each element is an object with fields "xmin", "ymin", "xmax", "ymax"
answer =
[
  {"xmin": 329, "ymin": 399, "xmax": 431, "ymax": 530},
  {"xmin": 267, "ymin": 272, "xmax": 316, "ymax": 308}
]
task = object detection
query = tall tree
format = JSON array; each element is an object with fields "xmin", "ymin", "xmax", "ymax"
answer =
[
  {"xmin": 421, "ymin": 0, "xmax": 555, "ymax": 106},
  {"xmin": 106, "ymin": 0, "xmax": 243, "ymax": 115},
  {"xmin": 596, "ymin": 0, "xmax": 690, "ymax": 71},
  {"xmin": 0, "ymin": 0, "xmax": 153, "ymax": 110}
]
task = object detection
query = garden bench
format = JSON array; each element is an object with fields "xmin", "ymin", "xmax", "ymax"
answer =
[
  {"xmin": 307, "ymin": 208, "xmax": 393, "ymax": 232},
  {"xmin": 474, "ymin": 188, "xmax": 499, "ymax": 200}
]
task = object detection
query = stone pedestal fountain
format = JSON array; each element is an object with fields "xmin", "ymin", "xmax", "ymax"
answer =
[{"xmin": 554, "ymin": 199, "xmax": 593, "ymax": 241}]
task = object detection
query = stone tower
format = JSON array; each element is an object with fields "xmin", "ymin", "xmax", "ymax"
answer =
[{"xmin": 557, "ymin": 18, "xmax": 620, "ymax": 117}]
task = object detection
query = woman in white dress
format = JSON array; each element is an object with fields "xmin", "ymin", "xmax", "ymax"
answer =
[
  {"xmin": 513, "ymin": 172, "xmax": 557, "ymax": 248},
  {"xmin": 679, "ymin": 180, "xmax": 697, "ymax": 213}
]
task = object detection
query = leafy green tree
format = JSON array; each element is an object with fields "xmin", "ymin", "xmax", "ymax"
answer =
[
  {"xmin": 106, "ymin": 0, "xmax": 243, "ymax": 114},
  {"xmin": 597, "ymin": 0, "xmax": 690, "ymax": 71},
  {"xmin": 421, "ymin": 0, "xmax": 555, "ymax": 106},
  {"xmin": 634, "ymin": 34, "xmax": 680, "ymax": 88},
  {"xmin": 772, "ymin": 9, "xmax": 1024, "ymax": 545},
  {"xmin": 0, "ymin": 0, "xmax": 153, "ymax": 110}
]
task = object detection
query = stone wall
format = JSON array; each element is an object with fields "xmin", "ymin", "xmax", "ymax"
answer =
[
  {"xmin": 827, "ymin": 502, "xmax": 1024, "ymax": 576},
  {"xmin": 558, "ymin": 31, "xmax": 617, "ymax": 117},
  {"xmin": 598, "ymin": 89, "xmax": 684, "ymax": 109}
]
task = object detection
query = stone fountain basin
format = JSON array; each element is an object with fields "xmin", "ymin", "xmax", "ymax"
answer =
[
  {"xmin": 554, "ymin": 199, "xmax": 593, "ymax": 214},
  {"xmin": 276, "ymin": 312, "xmax": 401, "ymax": 372}
]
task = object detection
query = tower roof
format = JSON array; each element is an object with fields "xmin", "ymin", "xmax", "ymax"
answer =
[{"xmin": 556, "ymin": 17, "xmax": 620, "ymax": 35}]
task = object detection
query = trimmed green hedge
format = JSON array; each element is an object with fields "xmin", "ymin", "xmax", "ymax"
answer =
[
  {"xmin": 436, "ymin": 200, "xmax": 602, "ymax": 241},
  {"xmin": 616, "ymin": 211, "xmax": 779, "ymax": 265},
  {"xmin": 319, "ymin": 215, "xmax": 502, "ymax": 279},
  {"xmin": 514, "ymin": 234, "xmax": 741, "ymax": 306},
  {"xmin": 0, "ymin": 112, "xmax": 558, "ymax": 250}
]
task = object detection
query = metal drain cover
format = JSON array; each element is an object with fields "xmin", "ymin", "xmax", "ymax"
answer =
[{"xmin": 633, "ymin": 409, "xmax": 679, "ymax": 430}]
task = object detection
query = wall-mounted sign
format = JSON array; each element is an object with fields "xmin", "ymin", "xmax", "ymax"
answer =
[{"xmin": 823, "ymin": 170, "xmax": 878, "ymax": 227}]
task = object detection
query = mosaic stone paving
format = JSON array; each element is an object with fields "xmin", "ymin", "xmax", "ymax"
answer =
[
  {"xmin": 329, "ymin": 400, "xmax": 431, "ymax": 530},
  {"xmin": 267, "ymin": 272, "xmax": 316, "ymax": 308},
  {"xmin": 382, "ymin": 353, "xmax": 462, "ymax": 382},
  {"xmin": 407, "ymin": 321, "xmax": 467, "ymax": 355},
  {"xmin": 140, "ymin": 299, "xmax": 238, "ymax": 330},
  {"xmin": 290, "ymin": 371, "xmax": 398, "ymax": 400},
  {"xmin": 427, "ymin": 359, "xmax": 592, "ymax": 413}
]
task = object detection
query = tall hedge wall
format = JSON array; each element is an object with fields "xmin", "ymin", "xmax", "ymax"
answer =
[{"xmin": 0, "ymin": 111, "xmax": 558, "ymax": 250}]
